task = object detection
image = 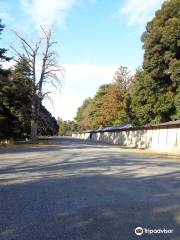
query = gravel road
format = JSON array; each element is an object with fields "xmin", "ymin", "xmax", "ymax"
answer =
[{"xmin": 0, "ymin": 137, "xmax": 180, "ymax": 240}]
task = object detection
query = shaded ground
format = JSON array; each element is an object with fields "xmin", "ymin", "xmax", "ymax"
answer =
[{"xmin": 0, "ymin": 136, "xmax": 180, "ymax": 240}]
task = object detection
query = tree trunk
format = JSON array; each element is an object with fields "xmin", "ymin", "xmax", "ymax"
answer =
[
  {"xmin": 30, "ymin": 94, "xmax": 39, "ymax": 143},
  {"xmin": 30, "ymin": 119, "xmax": 38, "ymax": 143}
]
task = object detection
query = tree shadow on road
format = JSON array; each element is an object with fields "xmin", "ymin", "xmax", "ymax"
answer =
[
  {"xmin": 0, "ymin": 137, "xmax": 110, "ymax": 155},
  {"xmin": 0, "ymin": 151, "xmax": 180, "ymax": 239}
]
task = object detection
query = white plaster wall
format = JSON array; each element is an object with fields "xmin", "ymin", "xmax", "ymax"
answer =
[{"xmin": 72, "ymin": 127, "xmax": 180, "ymax": 155}]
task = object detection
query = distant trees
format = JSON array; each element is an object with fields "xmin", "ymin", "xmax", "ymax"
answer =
[
  {"xmin": 112, "ymin": 65, "xmax": 133, "ymax": 125},
  {"xmin": 75, "ymin": 80, "xmax": 129, "ymax": 130},
  {"xmin": 1, "ymin": 0, "xmax": 179, "ymax": 139},
  {"xmin": 74, "ymin": 63, "xmax": 133, "ymax": 130},
  {"xmin": 74, "ymin": 64, "xmax": 133, "ymax": 130},
  {"xmin": 88, "ymin": 84, "xmax": 109, "ymax": 128},
  {"xmin": 58, "ymin": 119, "xmax": 77, "ymax": 136},
  {"xmin": 74, "ymin": 0, "xmax": 180, "ymax": 130},
  {"xmin": 75, "ymin": 98, "xmax": 92, "ymax": 131},
  {"xmin": 98, "ymin": 84, "xmax": 124, "ymax": 127}
]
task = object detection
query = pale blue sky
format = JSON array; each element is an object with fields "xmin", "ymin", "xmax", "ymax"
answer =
[{"xmin": 1, "ymin": 0, "xmax": 164, "ymax": 120}]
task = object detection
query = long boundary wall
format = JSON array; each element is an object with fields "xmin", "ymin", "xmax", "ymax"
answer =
[{"xmin": 72, "ymin": 123, "xmax": 180, "ymax": 155}]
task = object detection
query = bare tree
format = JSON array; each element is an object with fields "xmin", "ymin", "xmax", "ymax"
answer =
[
  {"xmin": 11, "ymin": 27, "xmax": 63, "ymax": 142},
  {"xmin": 113, "ymin": 66, "xmax": 133, "ymax": 92}
]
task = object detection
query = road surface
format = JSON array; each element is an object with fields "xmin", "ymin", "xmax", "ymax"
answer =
[{"xmin": 0, "ymin": 137, "xmax": 180, "ymax": 239}]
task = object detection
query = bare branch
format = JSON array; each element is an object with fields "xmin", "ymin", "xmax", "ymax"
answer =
[
  {"xmin": 40, "ymin": 26, "xmax": 50, "ymax": 39},
  {"xmin": 12, "ymin": 30, "xmax": 34, "ymax": 52},
  {"xmin": 34, "ymin": 38, "xmax": 42, "ymax": 54},
  {"xmin": 21, "ymin": 42, "xmax": 33, "ymax": 61},
  {"xmin": 10, "ymin": 45, "xmax": 33, "ymax": 70}
]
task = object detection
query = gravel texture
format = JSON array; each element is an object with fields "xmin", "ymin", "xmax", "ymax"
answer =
[{"xmin": 0, "ymin": 137, "xmax": 180, "ymax": 240}]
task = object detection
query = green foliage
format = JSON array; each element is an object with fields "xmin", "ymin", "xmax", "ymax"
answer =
[
  {"xmin": 0, "ymin": 20, "xmax": 16, "ymax": 139},
  {"xmin": 142, "ymin": 9, "xmax": 180, "ymax": 79},
  {"xmin": 38, "ymin": 105, "xmax": 59, "ymax": 136},
  {"xmin": 75, "ymin": 98, "xmax": 92, "ymax": 131},
  {"xmin": 58, "ymin": 120, "xmax": 77, "ymax": 136},
  {"xmin": 74, "ymin": 1, "xmax": 180, "ymax": 130},
  {"xmin": 11, "ymin": 59, "xmax": 59, "ymax": 137},
  {"xmin": 128, "ymin": 0, "xmax": 180, "ymax": 125},
  {"xmin": 75, "ymin": 83, "xmax": 127, "ymax": 130},
  {"xmin": 114, "ymin": 109, "xmax": 128, "ymax": 126},
  {"xmin": 173, "ymin": 88, "xmax": 180, "ymax": 120},
  {"xmin": 0, "ymin": 49, "xmax": 58, "ymax": 139},
  {"xmin": 0, "ymin": 20, "xmax": 10, "ymax": 70},
  {"xmin": 10, "ymin": 59, "xmax": 32, "ymax": 136},
  {"xmin": 128, "ymin": 69, "xmax": 175, "ymax": 125},
  {"xmin": 88, "ymin": 84, "xmax": 109, "ymax": 128},
  {"xmin": 74, "ymin": 64, "xmax": 133, "ymax": 130},
  {"xmin": 1, "ymin": 0, "xmax": 179, "ymax": 138}
]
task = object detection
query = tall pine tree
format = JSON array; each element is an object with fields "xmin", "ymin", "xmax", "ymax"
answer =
[{"xmin": 129, "ymin": 0, "xmax": 180, "ymax": 124}]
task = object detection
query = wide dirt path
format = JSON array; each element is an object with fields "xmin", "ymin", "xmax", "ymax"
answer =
[{"xmin": 0, "ymin": 137, "xmax": 180, "ymax": 239}]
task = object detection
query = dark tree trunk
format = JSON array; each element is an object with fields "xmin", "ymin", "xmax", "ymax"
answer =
[
  {"xmin": 30, "ymin": 119, "xmax": 38, "ymax": 143},
  {"xmin": 30, "ymin": 94, "xmax": 40, "ymax": 143}
]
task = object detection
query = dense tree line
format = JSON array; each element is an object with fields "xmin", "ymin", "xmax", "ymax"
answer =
[
  {"xmin": 75, "ymin": 0, "xmax": 180, "ymax": 131},
  {"xmin": 0, "ymin": 20, "xmax": 59, "ymax": 140},
  {"xmin": 1, "ymin": 0, "xmax": 178, "ymax": 138},
  {"xmin": 58, "ymin": 118, "xmax": 77, "ymax": 136},
  {"xmin": 128, "ymin": 0, "xmax": 180, "ymax": 125},
  {"xmin": 75, "ymin": 81, "xmax": 130, "ymax": 131}
]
